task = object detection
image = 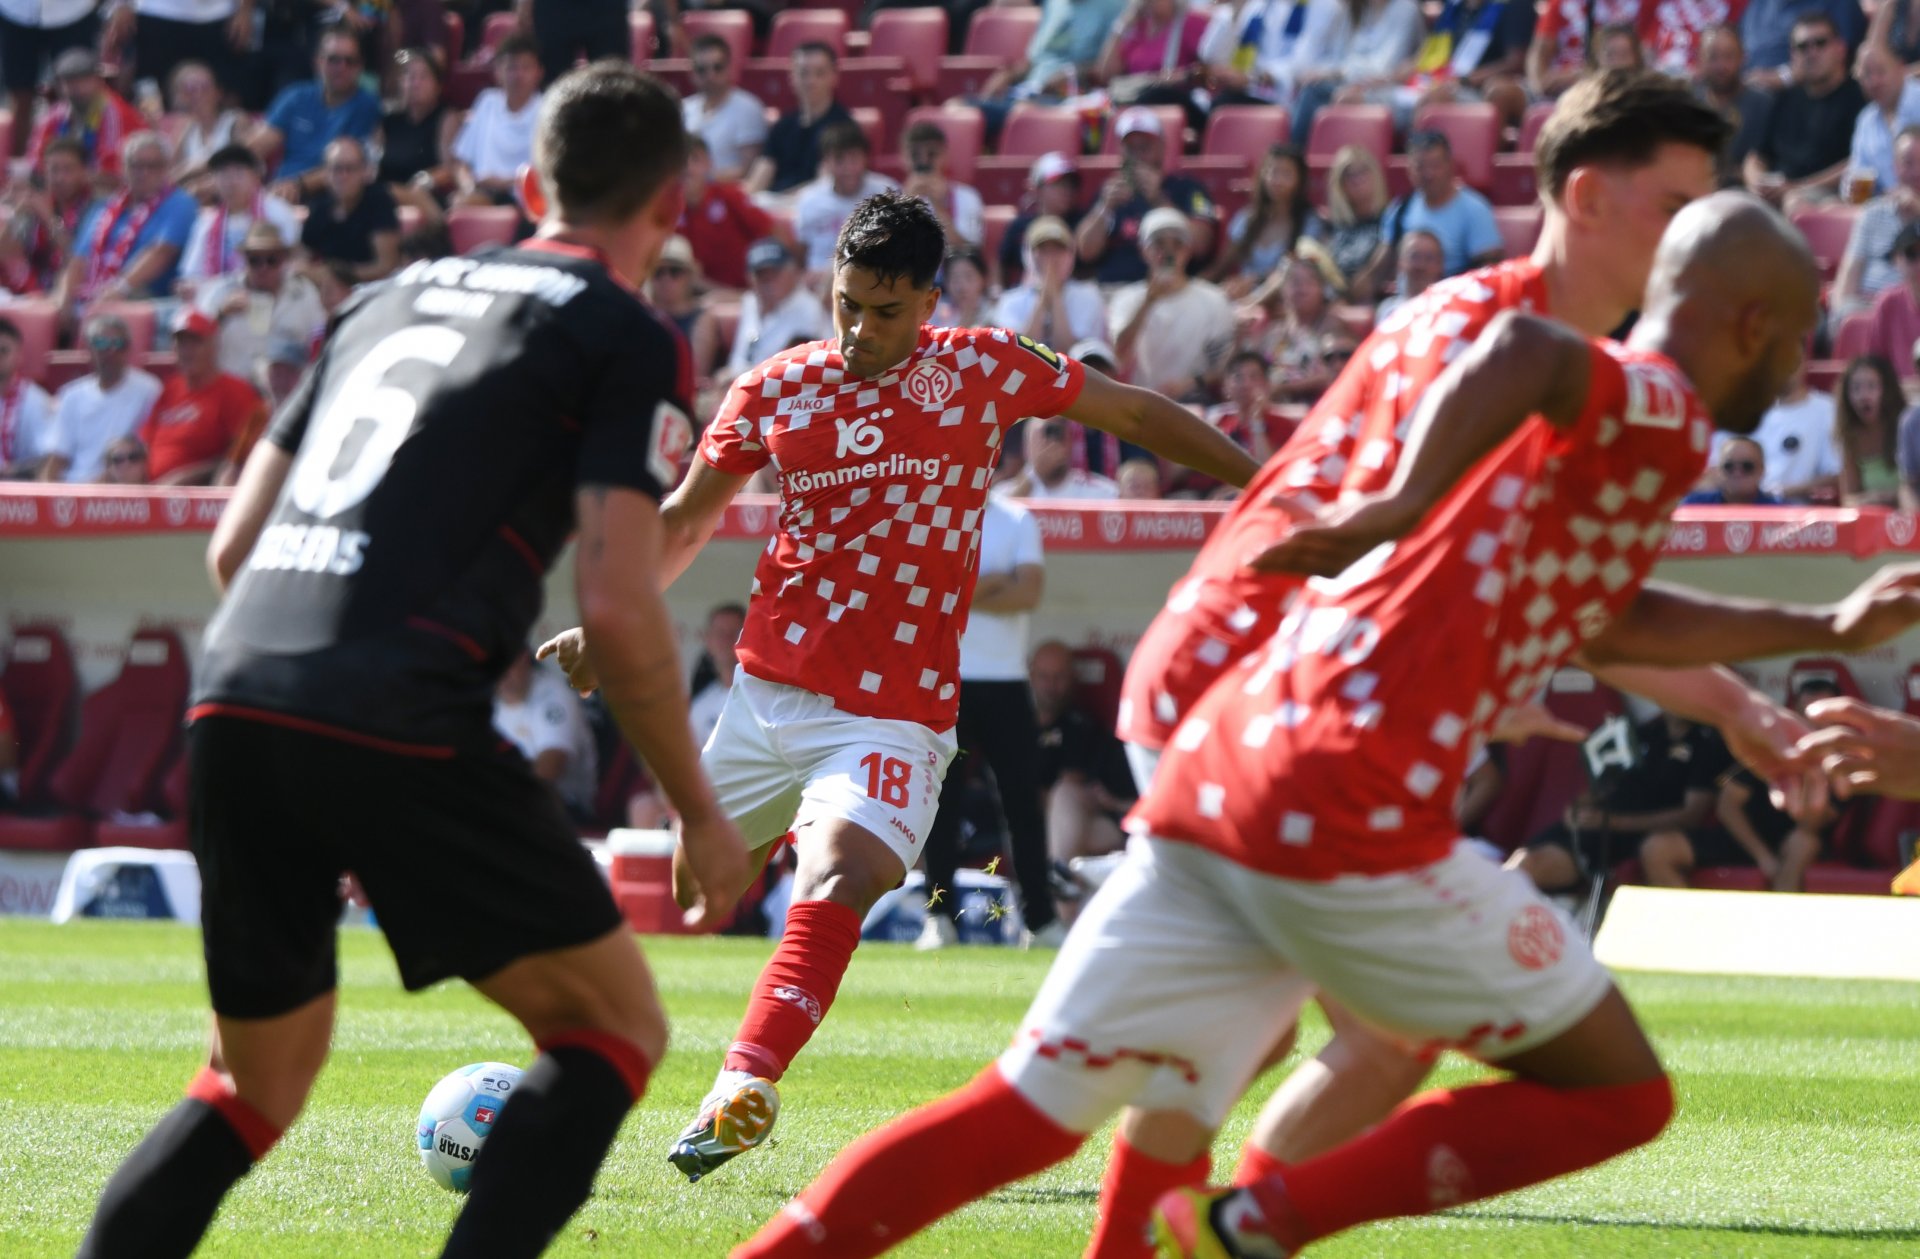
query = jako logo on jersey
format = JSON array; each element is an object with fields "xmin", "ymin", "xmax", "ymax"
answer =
[
  {"xmin": 771, "ymin": 985, "xmax": 823, "ymax": 1024},
  {"xmin": 836, "ymin": 410, "xmax": 887, "ymax": 457},
  {"xmin": 904, "ymin": 360, "xmax": 959, "ymax": 408},
  {"xmin": 777, "ymin": 393, "xmax": 832, "ymax": 416}
]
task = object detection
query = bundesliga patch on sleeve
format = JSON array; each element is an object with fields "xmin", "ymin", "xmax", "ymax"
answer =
[{"xmin": 1015, "ymin": 334, "xmax": 1062, "ymax": 369}]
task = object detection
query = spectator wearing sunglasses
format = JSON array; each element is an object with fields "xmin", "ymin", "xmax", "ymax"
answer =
[
  {"xmin": 253, "ymin": 28, "xmax": 383, "ymax": 202},
  {"xmin": 647, "ymin": 235, "xmax": 723, "ymax": 382},
  {"xmin": 1740, "ymin": 0, "xmax": 1864, "ymax": 86},
  {"xmin": 98, "ymin": 436, "xmax": 150, "ymax": 486},
  {"xmin": 1683, "ymin": 436, "xmax": 1785, "ymax": 505},
  {"xmin": 1743, "ymin": 14, "xmax": 1865, "ymax": 211},
  {"xmin": 197, "ymin": 222, "xmax": 326, "ymax": 393},
  {"xmin": 39, "ymin": 313, "xmax": 163, "ymax": 484},
  {"xmin": 681, "ymin": 33, "xmax": 767, "ymax": 184}
]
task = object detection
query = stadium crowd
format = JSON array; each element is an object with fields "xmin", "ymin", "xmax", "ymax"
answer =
[{"xmin": 4, "ymin": 1, "xmax": 1920, "ymax": 930}]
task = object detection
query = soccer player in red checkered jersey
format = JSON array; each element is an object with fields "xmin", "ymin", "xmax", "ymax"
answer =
[
  {"xmin": 727, "ymin": 194, "xmax": 1847, "ymax": 1258},
  {"xmin": 543, "ymin": 190, "xmax": 1257, "ymax": 1182}
]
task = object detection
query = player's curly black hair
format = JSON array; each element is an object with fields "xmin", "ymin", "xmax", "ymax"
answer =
[{"xmin": 835, "ymin": 191, "xmax": 947, "ymax": 290}]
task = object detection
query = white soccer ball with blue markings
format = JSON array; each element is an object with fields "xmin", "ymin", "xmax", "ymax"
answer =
[{"xmin": 416, "ymin": 1061, "xmax": 523, "ymax": 1192}]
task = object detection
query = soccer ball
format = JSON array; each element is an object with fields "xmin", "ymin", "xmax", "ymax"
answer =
[{"xmin": 415, "ymin": 1061, "xmax": 523, "ymax": 1192}]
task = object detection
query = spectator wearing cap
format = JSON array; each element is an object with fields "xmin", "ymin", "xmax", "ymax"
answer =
[
  {"xmin": 381, "ymin": 46, "xmax": 456, "ymax": 217},
  {"xmin": 991, "ymin": 216, "xmax": 1107, "ymax": 349},
  {"xmin": 253, "ymin": 27, "xmax": 383, "ymax": 201},
  {"xmin": 648, "ymin": 235, "xmax": 723, "ymax": 381},
  {"xmin": 139, "ymin": 307, "xmax": 266, "ymax": 485},
  {"xmin": 0, "ymin": 5, "xmax": 102, "ymax": 158},
  {"xmin": 749, "ymin": 42, "xmax": 855, "ymax": 196},
  {"xmin": 1001, "ymin": 152, "xmax": 1082, "ymax": 288},
  {"xmin": 27, "ymin": 47, "xmax": 151, "ymax": 179},
  {"xmin": 166, "ymin": 59, "xmax": 255, "ymax": 190},
  {"xmin": 0, "ymin": 316, "xmax": 57, "ymax": 480},
  {"xmin": 793, "ymin": 122, "xmax": 896, "ymax": 276},
  {"xmin": 198, "ymin": 220, "xmax": 326, "ymax": 390},
  {"xmin": 724, "ymin": 239, "xmax": 832, "ymax": 378},
  {"xmin": 103, "ymin": 0, "xmax": 248, "ymax": 103},
  {"xmin": 300, "ymin": 137, "xmax": 401, "ymax": 282},
  {"xmin": 1192, "ymin": 0, "xmax": 1350, "ymax": 113},
  {"xmin": 1744, "ymin": 13, "xmax": 1865, "ymax": 210},
  {"xmin": 900, "ymin": 120, "xmax": 984, "ymax": 248},
  {"xmin": 14, "ymin": 137, "xmax": 96, "ymax": 292},
  {"xmin": 968, "ymin": 0, "xmax": 1127, "ymax": 136},
  {"xmin": 679, "ymin": 135, "xmax": 780, "ymax": 293},
  {"xmin": 1077, "ymin": 107, "xmax": 1217, "ymax": 286},
  {"xmin": 39, "ymin": 312, "xmax": 163, "ymax": 483},
  {"xmin": 682, "ymin": 32, "xmax": 768, "ymax": 184},
  {"xmin": 933, "ymin": 248, "xmax": 992, "ymax": 327},
  {"xmin": 55, "ymin": 131, "xmax": 199, "ymax": 315},
  {"xmin": 1869, "ymin": 220, "xmax": 1920, "ymax": 389},
  {"xmin": 1109, "ymin": 207, "xmax": 1235, "ymax": 401},
  {"xmin": 1849, "ymin": 41, "xmax": 1920, "ymax": 202},
  {"xmin": 1385, "ymin": 131, "xmax": 1502, "ymax": 276},
  {"xmin": 1375, "ymin": 228, "xmax": 1446, "ymax": 324},
  {"xmin": 179, "ymin": 144, "xmax": 303, "ymax": 288},
  {"xmin": 451, "ymin": 34, "xmax": 544, "ymax": 210}
]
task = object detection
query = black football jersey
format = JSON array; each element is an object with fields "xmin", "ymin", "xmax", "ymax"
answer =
[{"xmin": 194, "ymin": 240, "xmax": 694, "ymax": 751}]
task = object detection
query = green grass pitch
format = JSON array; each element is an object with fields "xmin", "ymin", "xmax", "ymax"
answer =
[{"xmin": 1, "ymin": 919, "xmax": 1915, "ymax": 1257}]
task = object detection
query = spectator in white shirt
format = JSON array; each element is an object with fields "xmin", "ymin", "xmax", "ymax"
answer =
[
  {"xmin": 179, "ymin": 144, "xmax": 303, "ymax": 290},
  {"xmin": 794, "ymin": 122, "xmax": 896, "ymax": 276},
  {"xmin": 991, "ymin": 216, "xmax": 1108, "ymax": 350},
  {"xmin": 899, "ymin": 119, "xmax": 984, "ymax": 248},
  {"xmin": 1108, "ymin": 207, "xmax": 1236, "ymax": 401},
  {"xmin": 1746, "ymin": 359, "xmax": 1842, "ymax": 502},
  {"xmin": 724, "ymin": 238, "xmax": 833, "ymax": 378},
  {"xmin": 687, "ymin": 602, "xmax": 746, "ymax": 748},
  {"xmin": 494, "ymin": 647, "xmax": 598, "ymax": 823},
  {"xmin": 198, "ymin": 221, "xmax": 327, "ymax": 392},
  {"xmin": 40, "ymin": 313, "xmax": 163, "ymax": 483},
  {"xmin": 1001, "ymin": 416, "xmax": 1121, "ymax": 499},
  {"xmin": 0, "ymin": 316, "xmax": 56, "ymax": 479},
  {"xmin": 682, "ymin": 33, "xmax": 767, "ymax": 183},
  {"xmin": 451, "ymin": 33, "xmax": 544, "ymax": 208},
  {"xmin": 166, "ymin": 59, "xmax": 252, "ymax": 190}
]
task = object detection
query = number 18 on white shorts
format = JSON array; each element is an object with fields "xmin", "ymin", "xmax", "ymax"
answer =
[{"xmin": 701, "ymin": 672, "xmax": 958, "ymax": 867}]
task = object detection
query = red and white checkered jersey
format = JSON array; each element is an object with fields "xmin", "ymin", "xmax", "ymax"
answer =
[
  {"xmin": 1129, "ymin": 339, "xmax": 1714, "ymax": 879},
  {"xmin": 702, "ymin": 325, "xmax": 1084, "ymax": 730},
  {"xmin": 1118, "ymin": 259, "xmax": 1549, "ymax": 751}
]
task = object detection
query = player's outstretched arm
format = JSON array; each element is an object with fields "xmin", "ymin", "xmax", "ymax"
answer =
[
  {"xmin": 1248, "ymin": 311, "xmax": 1593, "ymax": 576},
  {"xmin": 1062, "ymin": 369, "xmax": 1261, "ymax": 490},
  {"xmin": 1583, "ymin": 564, "xmax": 1920, "ymax": 670},
  {"xmin": 576, "ymin": 484, "xmax": 750, "ymax": 929},
  {"xmin": 207, "ymin": 442, "xmax": 292, "ymax": 592},
  {"xmin": 658, "ymin": 456, "xmax": 752, "ymax": 590}
]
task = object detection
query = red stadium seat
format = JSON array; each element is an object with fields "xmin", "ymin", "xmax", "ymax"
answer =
[
  {"xmin": 981, "ymin": 202, "xmax": 1016, "ymax": 284},
  {"xmin": 937, "ymin": 6, "xmax": 1041, "ymax": 101},
  {"xmin": 1413, "ymin": 102, "xmax": 1499, "ymax": 194},
  {"xmin": 94, "ymin": 755, "xmax": 190, "ymax": 851},
  {"xmin": 1785, "ymin": 656, "xmax": 1864, "ymax": 700},
  {"xmin": 903, "ymin": 105, "xmax": 984, "ymax": 183},
  {"xmin": 1690, "ymin": 866, "xmax": 1767, "ymax": 891},
  {"xmin": 1494, "ymin": 203, "xmax": 1542, "ymax": 259},
  {"xmin": 1904, "ymin": 663, "xmax": 1920, "ymax": 714},
  {"xmin": 1804, "ymin": 864, "xmax": 1898, "ymax": 894},
  {"xmin": 5, "ymin": 299, "xmax": 59, "ymax": 387},
  {"xmin": 1203, "ymin": 105, "xmax": 1290, "ymax": 163},
  {"xmin": 1833, "ymin": 311, "xmax": 1874, "ymax": 361},
  {"xmin": 836, "ymin": 59, "xmax": 914, "ymax": 141},
  {"xmin": 768, "ymin": 8, "xmax": 849, "ymax": 60},
  {"xmin": 682, "ymin": 10, "xmax": 753, "ymax": 68},
  {"xmin": 448, "ymin": 205, "xmax": 520, "ymax": 254},
  {"xmin": 850, "ymin": 106, "xmax": 885, "ymax": 158},
  {"xmin": 1518, "ymin": 101, "xmax": 1554, "ymax": 154},
  {"xmin": 1478, "ymin": 668, "xmax": 1625, "ymax": 853},
  {"xmin": 870, "ymin": 8, "xmax": 949, "ymax": 99},
  {"xmin": 1306, "ymin": 105, "xmax": 1392, "ymax": 203},
  {"xmin": 629, "ymin": 8, "xmax": 656, "ymax": 62},
  {"xmin": 474, "ymin": 11, "xmax": 517, "ymax": 63},
  {"xmin": 997, "ymin": 104, "xmax": 1081, "ymax": 157},
  {"xmin": 42, "ymin": 350, "xmax": 89, "ymax": 392},
  {"xmin": 1101, "ymin": 104, "xmax": 1185, "ymax": 169},
  {"xmin": 0, "ymin": 628, "xmax": 188, "ymax": 853},
  {"xmin": 1, "ymin": 624, "xmax": 78, "ymax": 809},
  {"xmin": 441, "ymin": 11, "xmax": 464, "ymax": 64},
  {"xmin": 1791, "ymin": 204, "xmax": 1858, "ymax": 281},
  {"xmin": 1850, "ymin": 797, "xmax": 1920, "ymax": 869},
  {"xmin": 1070, "ymin": 646, "xmax": 1125, "ymax": 733}
]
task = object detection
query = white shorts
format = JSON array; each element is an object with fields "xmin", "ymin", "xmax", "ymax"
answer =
[
  {"xmin": 702, "ymin": 672, "xmax": 958, "ymax": 868},
  {"xmin": 998, "ymin": 837, "xmax": 1614, "ymax": 1133},
  {"xmin": 1123, "ymin": 741, "xmax": 1161, "ymax": 797}
]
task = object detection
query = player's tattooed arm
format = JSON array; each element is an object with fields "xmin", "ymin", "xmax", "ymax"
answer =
[
  {"xmin": 207, "ymin": 442, "xmax": 293, "ymax": 592},
  {"xmin": 1249, "ymin": 311, "xmax": 1592, "ymax": 576},
  {"xmin": 1063, "ymin": 368, "xmax": 1261, "ymax": 489}
]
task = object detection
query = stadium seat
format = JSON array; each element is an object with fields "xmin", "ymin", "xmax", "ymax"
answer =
[
  {"xmin": 835, "ymin": 59, "xmax": 915, "ymax": 140},
  {"xmin": 1517, "ymin": 101, "xmax": 1554, "ymax": 154},
  {"xmin": 629, "ymin": 8, "xmax": 655, "ymax": 62},
  {"xmin": 1690, "ymin": 866, "xmax": 1768, "ymax": 892},
  {"xmin": 1494, "ymin": 203, "xmax": 1543, "ymax": 259},
  {"xmin": 441, "ymin": 11, "xmax": 464, "ymax": 64},
  {"xmin": 937, "ymin": 5, "xmax": 1041, "ymax": 100},
  {"xmin": 0, "ymin": 628, "xmax": 188, "ymax": 853},
  {"xmin": 981, "ymin": 203, "xmax": 1016, "ymax": 282},
  {"xmin": 903, "ymin": 104, "xmax": 984, "ymax": 183},
  {"xmin": 1905, "ymin": 662, "xmax": 1920, "ymax": 714},
  {"xmin": 5, "ymin": 300, "xmax": 59, "ymax": 387},
  {"xmin": 93, "ymin": 755, "xmax": 189, "ymax": 851},
  {"xmin": 1833, "ymin": 310, "xmax": 1874, "ymax": 361},
  {"xmin": 1478, "ymin": 668, "xmax": 1625, "ymax": 853},
  {"xmin": 1069, "ymin": 646, "xmax": 1125, "ymax": 733},
  {"xmin": 681, "ymin": 9, "xmax": 753, "ymax": 68},
  {"xmin": 1790, "ymin": 204, "xmax": 1858, "ymax": 281},
  {"xmin": 1306, "ymin": 106, "xmax": 1392, "ymax": 203},
  {"xmin": 1203, "ymin": 105, "xmax": 1291, "ymax": 164},
  {"xmin": 1413, "ymin": 102, "xmax": 1499, "ymax": 194},
  {"xmin": 445, "ymin": 64, "xmax": 490, "ymax": 109},
  {"xmin": 447, "ymin": 205, "xmax": 520, "ymax": 254},
  {"xmin": 1, "ymin": 624, "xmax": 78, "ymax": 810},
  {"xmin": 474, "ymin": 11, "xmax": 517, "ymax": 63},
  {"xmin": 92, "ymin": 301, "xmax": 156, "ymax": 355},
  {"xmin": 1100, "ymin": 104, "xmax": 1185, "ymax": 169},
  {"xmin": 768, "ymin": 8, "xmax": 848, "ymax": 59},
  {"xmin": 850, "ymin": 106, "xmax": 886, "ymax": 158},
  {"xmin": 976, "ymin": 105, "xmax": 1082, "ymax": 205},
  {"xmin": 870, "ymin": 8, "xmax": 949, "ymax": 100},
  {"xmin": 1804, "ymin": 864, "xmax": 1898, "ymax": 895},
  {"xmin": 1850, "ymin": 796, "xmax": 1920, "ymax": 868},
  {"xmin": 42, "ymin": 351, "xmax": 89, "ymax": 392},
  {"xmin": 1785, "ymin": 656, "xmax": 1864, "ymax": 700}
]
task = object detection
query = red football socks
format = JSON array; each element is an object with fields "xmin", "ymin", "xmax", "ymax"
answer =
[
  {"xmin": 1085, "ymin": 1133, "xmax": 1210, "ymax": 1259},
  {"xmin": 732, "ymin": 1065, "xmax": 1085, "ymax": 1259},
  {"xmin": 1231, "ymin": 1140, "xmax": 1289, "ymax": 1188},
  {"xmin": 723, "ymin": 899, "xmax": 864, "ymax": 1081},
  {"xmin": 1245, "ymin": 1076, "xmax": 1675, "ymax": 1247}
]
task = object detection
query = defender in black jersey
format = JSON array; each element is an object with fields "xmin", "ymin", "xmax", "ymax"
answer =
[{"xmin": 79, "ymin": 64, "xmax": 750, "ymax": 1259}]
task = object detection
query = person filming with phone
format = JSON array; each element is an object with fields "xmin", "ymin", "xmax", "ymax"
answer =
[{"xmin": 1076, "ymin": 106, "xmax": 1217, "ymax": 284}]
